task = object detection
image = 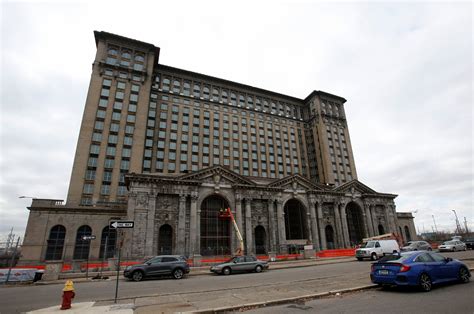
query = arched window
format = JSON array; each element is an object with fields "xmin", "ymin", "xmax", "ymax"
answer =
[
  {"xmin": 99, "ymin": 227, "xmax": 117, "ymax": 259},
  {"xmin": 202, "ymin": 86, "xmax": 210, "ymax": 99},
  {"xmin": 193, "ymin": 84, "xmax": 201, "ymax": 97},
  {"xmin": 73, "ymin": 225, "xmax": 92, "ymax": 260},
  {"xmin": 134, "ymin": 54, "xmax": 144, "ymax": 62},
  {"xmin": 45, "ymin": 225, "xmax": 66, "ymax": 260}
]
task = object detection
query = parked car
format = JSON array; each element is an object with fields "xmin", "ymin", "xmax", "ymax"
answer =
[
  {"xmin": 401, "ymin": 241, "xmax": 432, "ymax": 252},
  {"xmin": 124, "ymin": 255, "xmax": 190, "ymax": 281},
  {"xmin": 438, "ymin": 240, "xmax": 466, "ymax": 252},
  {"xmin": 370, "ymin": 251, "xmax": 471, "ymax": 292},
  {"xmin": 210, "ymin": 255, "xmax": 269, "ymax": 275},
  {"xmin": 464, "ymin": 238, "xmax": 474, "ymax": 250},
  {"xmin": 355, "ymin": 239, "xmax": 400, "ymax": 261}
]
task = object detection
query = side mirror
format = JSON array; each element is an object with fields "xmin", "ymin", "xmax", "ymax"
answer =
[
  {"xmin": 233, "ymin": 260, "xmax": 238, "ymax": 263},
  {"xmin": 445, "ymin": 257, "xmax": 453, "ymax": 263},
  {"xmin": 146, "ymin": 262, "xmax": 151, "ymax": 265}
]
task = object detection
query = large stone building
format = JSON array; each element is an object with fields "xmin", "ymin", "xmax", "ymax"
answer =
[{"xmin": 20, "ymin": 31, "xmax": 416, "ymax": 265}]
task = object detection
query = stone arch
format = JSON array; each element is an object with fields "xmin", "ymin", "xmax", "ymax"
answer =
[
  {"xmin": 45, "ymin": 225, "xmax": 66, "ymax": 261},
  {"xmin": 158, "ymin": 224, "xmax": 173, "ymax": 255},
  {"xmin": 197, "ymin": 189, "xmax": 234, "ymax": 211},
  {"xmin": 404, "ymin": 226, "xmax": 412, "ymax": 242},
  {"xmin": 200, "ymin": 194, "xmax": 231, "ymax": 256},
  {"xmin": 283, "ymin": 198, "xmax": 308, "ymax": 240},
  {"xmin": 254, "ymin": 225, "xmax": 266, "ymax": 255},
  {"xmin": 325, "ymin": 225, "xmax": 335, "ymax": 249},
  {"xmin": 345, "ymin": 202, "xmax": 365, "ymax": 246}
]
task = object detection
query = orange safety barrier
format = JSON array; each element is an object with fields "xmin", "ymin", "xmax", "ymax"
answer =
[{"xmin": 316, "ymin": 249, "xmax": 355, "ymax": 258}]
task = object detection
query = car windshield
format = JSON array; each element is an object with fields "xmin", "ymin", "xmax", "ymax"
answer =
[
  {"xmin": 225, "ymin": 257, "xmax": 238, "ymax": 263},
  {"xmin": 443, "ymin": 241, "xmax": 456, "ymax": 245},
  {"xmin": 361, "ymin": 241, "xmax": 375, "ymax": 248}
]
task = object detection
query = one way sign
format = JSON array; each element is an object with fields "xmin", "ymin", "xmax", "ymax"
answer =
[{"xmin": 110, "ymin": 220, "xmax": 134, "ymax": 229}]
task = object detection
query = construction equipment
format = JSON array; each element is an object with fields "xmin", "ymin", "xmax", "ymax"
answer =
[{"xmin": 219, "ymin": 207, "xmax": 244, "ymax": 255}]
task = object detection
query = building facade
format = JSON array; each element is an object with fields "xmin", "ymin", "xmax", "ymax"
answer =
[{"xmin": 20, "ymin": 31, "xmax": 415, "ymax": 264}]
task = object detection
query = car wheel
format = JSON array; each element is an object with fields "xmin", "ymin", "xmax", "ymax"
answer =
[
  {"xmin": 132, "ymin": 271, "xmax": 144, "ymax": 282},
  {"xmin": 223, "ymin": 267, "xmax": 231, "ymax": 275},
  {"xmin": 172, "ymin": 268, "xmax": 184, "ymax": 279},
  {"xmin": 419, "ymin": 273, "xmax": 432, "ymax": 292},
  {"xmin": 357, "ymin": 257, "xmax": 363, "ymax": 261},
  {"xmin": 371, "ymin": 253, "xmax": 377, "ymax": 261},
  {"xmin": 459, "ymin": 267, "xmax": 470, "ymax": 283},
  {"xmin": 255, "ymin": 265, "xmax": 263, "ymax": 273}
]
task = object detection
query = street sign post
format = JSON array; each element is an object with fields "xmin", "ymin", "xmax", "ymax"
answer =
[
  {"xmin": 109, "ymin": 220, "xmax": 134, "ymax": 303},
  {"xmin": 81, "ymin": 235, "xmax": 96, "ymax": 279},
  {"xmin": 110, "ymin": 221, "xmax": 134, "ymax": 229}
]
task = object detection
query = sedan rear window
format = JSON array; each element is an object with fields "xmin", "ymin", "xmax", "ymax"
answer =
[{"xmin": 378, "ymin": 254, "xmax": 410, "ymax": 263}]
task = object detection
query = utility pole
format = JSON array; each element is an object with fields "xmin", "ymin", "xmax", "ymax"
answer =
[
  {"xmin": 452, "ymin": 210, "xmax": 462, "ymax": 235},
  {"xmin": 432, "ymin": 215, "xmax": 439, "ymax": 234}
]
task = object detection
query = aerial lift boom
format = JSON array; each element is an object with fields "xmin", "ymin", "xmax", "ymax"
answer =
[{"xmin": 219, "ymin": 207, "xmax": 244, "ymax": 255}]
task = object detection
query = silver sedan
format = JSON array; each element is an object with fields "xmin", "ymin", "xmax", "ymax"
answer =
[
  {"xmin": 438, "ymin": 240, "xmax": 467, "ymax": 252},
  {"xmin": 210, "ymin": 255, "xmax": 269, "ymax": 275}
]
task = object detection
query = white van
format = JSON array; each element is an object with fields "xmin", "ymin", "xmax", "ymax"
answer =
[{"xmin": 355, "ymin": 239, "xmax": 400, "ymax": 261}]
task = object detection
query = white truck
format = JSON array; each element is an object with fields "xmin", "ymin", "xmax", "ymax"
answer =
[{"xmin": 355, "ymin": 239, "xmax": 400, "ymax": 261}]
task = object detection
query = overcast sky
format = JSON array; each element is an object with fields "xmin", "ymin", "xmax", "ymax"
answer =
[{"xmin": 0, "ymin": 0, "xmax": 472, "ymax": 241}]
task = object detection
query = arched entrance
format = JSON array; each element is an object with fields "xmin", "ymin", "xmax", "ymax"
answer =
[
  {"xmin": 345, "ymin": 202, "xmax": 365, "ymax": 246},
  {"xmin": 378, "ymin": 224, "xmax": 385, "ymax": 235},
  {"xmin": 404, "ymin": 226, "xmax": 412, "ymax": 242},
  {"xmin": 325, "ymin": 225, "xmax": 335, "ymax": 249},
  {"xmin": 158, "ymin": 224, "xmax": 173, "ymax": 254},
  {"xmin": 284, "ymin": 199, "xmax": 308, "ymax": 240},
  {"xmin": 200, "ymin": 195, "xmax": 231, "ymax": 256},
  {"xmin": 255, "ymin": 226, "xmax": 266, "ymax": 254}
]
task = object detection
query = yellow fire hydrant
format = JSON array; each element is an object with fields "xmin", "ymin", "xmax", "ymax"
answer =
[{"xmin": 60, "ymin": 280, "xmax": 75, "ymax": 310}]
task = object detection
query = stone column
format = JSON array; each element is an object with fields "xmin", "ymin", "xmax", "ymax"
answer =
[
  {"xmin": 333, "ymin": 202, "xmax": 343, "ymax": 248},
  {"xmin": 371, "ymin": 205, "xmax": 379, "ymax": 235},
  {"xmin": 364, "ymin": 203, "xmax": 374, "ymax": 237},
  {"xmin": 340, "ymin": 203, "xmax": 350, "ymax": 247},
  {"xmin": 276, "ymin": 199, "xmax": 286, "ymax": 252},
  {"xmin": 189, "ymin": 193, "xmax": 198, "ymax": 256},
  {"xmin": 360, "ymin": 207, "xmax": 370, "ymax": 239},
  {"xmin": 308, "ymin": 198, "xmax": 320, "ymax": 251},
  {"xmin": 177, "ymin": 194, "xmax": 187, "ymax": 255},
  {"xmin": 267, "ymin": 199, "xmax": 277, "ymax": 252},
  {"xmin": 245, "ymin": 198, "xmax": 253, "ymax": 255},
  {"xmin": 145, "ymin": 193, "xmax": 156, "ymax": 257},
  {"xmin": 390, "ymin": 204, "xmax": 399, "ymax": 235},
  {"xmin": 235, "ymin": 196, "xmax": 243, "ymax": 251},
  {"xmin": 317, "ymin": 201, "xmax": 327, "ymax": 250},
  {"xmin": 196, "ymin": 207, "xmax": 202, "ymax": 255}
]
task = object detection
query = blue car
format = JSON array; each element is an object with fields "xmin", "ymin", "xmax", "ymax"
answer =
[{"xmin": 370, "ymin": 251, "xmax": 471, "ymax": 292}]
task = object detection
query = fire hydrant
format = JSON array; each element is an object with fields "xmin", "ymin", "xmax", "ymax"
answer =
[{"xmin": 60, "ymin": 280, "xmax": 75, "ymax": 310}]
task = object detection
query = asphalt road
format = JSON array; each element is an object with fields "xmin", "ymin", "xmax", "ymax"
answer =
[
  {"xmin": 248, "ymin": 278, "xmax": 474, "ymax": 314},
  {"xmin": 0, "ymin": 251, "xmax": 472, "ymax": 314}
]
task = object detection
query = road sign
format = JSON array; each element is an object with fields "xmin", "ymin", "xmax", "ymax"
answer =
[
  {"xmin": 110, "ymin": 220, "xmax": 134, "ymax": 229},
  {"xmin": 82, "ymin": 235, "xmax": 96, "ymax": 241}
]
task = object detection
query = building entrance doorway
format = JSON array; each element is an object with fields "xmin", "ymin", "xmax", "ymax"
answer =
[
  {"xmin": 284, "ymin": 199, "xmax": 308, "ymax": 240},
  {"xmin": 325, "ymin": 225, "xmax": 335, "ymax": 249},
  {"xmin": 158, "ymin": 224, "xmax": 173, "ymax": 254},
  {"xmin": 255, "ymin": 226, "xmax": 266, "ymax": 254},
  {"xmin": 346, "ymin": 202, "xmax": 365, "ymax": 246},
  {"xmin": 200, "ymin": 195, "xmax": 231, "ymax": 256}
]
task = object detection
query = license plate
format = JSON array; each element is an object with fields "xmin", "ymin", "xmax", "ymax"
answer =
[{"xmin": 378, "ymin": 270, "xmax": 389, "ymax": 275}]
